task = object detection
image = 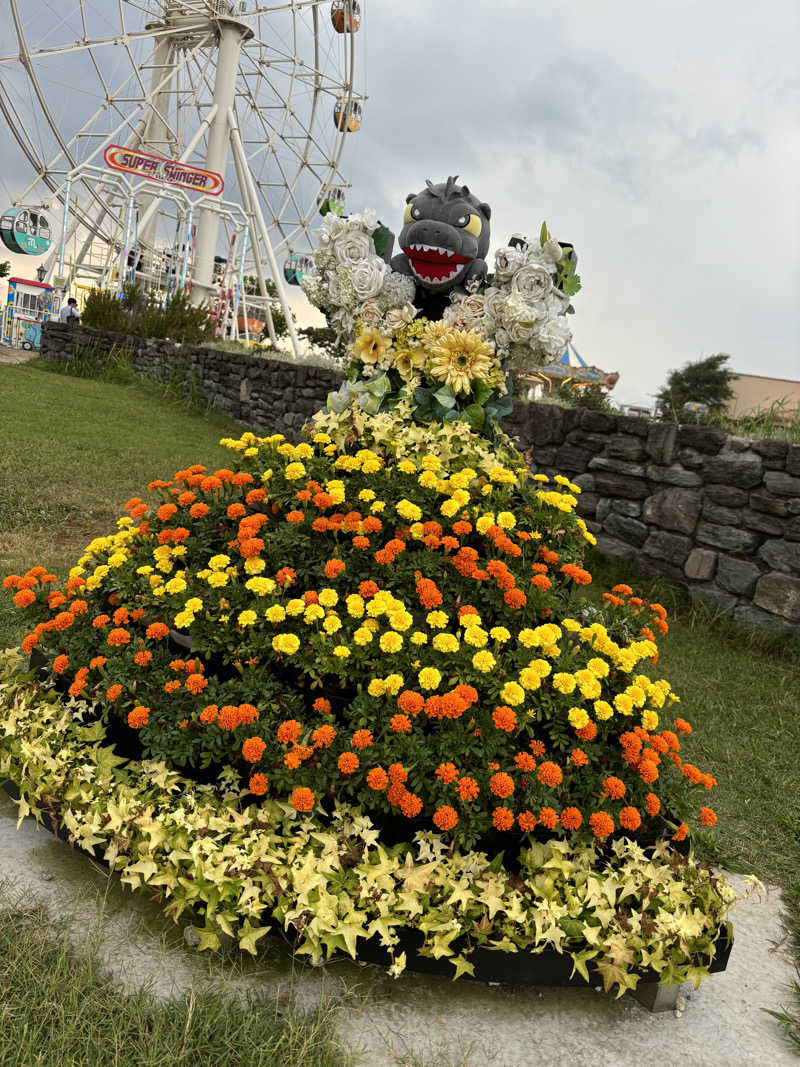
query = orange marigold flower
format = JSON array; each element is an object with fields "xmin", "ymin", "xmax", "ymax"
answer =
[
  {"xmin": 54, "ymin": 611, "xmax": 75, "ymax": 631},
  {"xmin": 242, "ymin": 737, "xmax": 267, "ymax": 763},
  {"xmin": 530, "ymin": 575, "xmax": 551, "ymax": 593},
  {"xmin": 199, "ymin": 704, "xmax": 218, "ymax": 724},
  {"xmin": 387, "ymin": 783, "xmax": 407, "ymax": 806},
  {"xmin": 492, "ymin": 807, "xmax": 514, "ymax": 830},
  {"xmin": 397, "ymin": 690, "xmax": 424, "ymax": 716},
  {"xmin": 106, "ymin": 684, "xmax": 122, "ymax": 701},
  {"xmin": 531, "ymin": 562, "xmax": 549, "ymax": 575},
  {"xmin": 128, "ymin": 705, "xmax": 149, "ymax": 729},
  {"xmin": 416, "ymin": 576, "xmax": 442, "ymax": 609},
  {"xmin": 338, "ymin": 751, "xmax": 359, "ymax": 774},
  {"xmin": 185, "ymin": 672, "xmax": 208, "ymax": 694},
  {"xmin": 145, "ymin": 622, "xmax": 169, "ymax": 641},
  {"xmin": 286, "ymin": 510, "xmax": 305, "ymax": 524},
  {"xmin": 190, "ymin": 502, "xmax": 211, "ymax": 520},
  {"xmin": 560, "ymin": 806, "xmax": 583, "ymax": 831},
  {"xmin": 433, "ymin": 805, "xmax": 458, "ymax": 831},
  {"xmin": 357, "ymin": 581, "xmax": 379, "ymax": 598},
  {"xmin": 239, "ymin": 703, "xmax": 259, "ymax": 725},
  {"xmin": 249, "ymin": 773, "xmax": 269, "ymax": 796},
  {"xmin": 639, "ymin": 760, "xmax": 659, "ymax": 784},
  {"xmin": 492, "ymin": 706, "xmax": 517, "ymax": 732},
  {"xmin": 324, "ymin": 558, "xmax": 346, "ymax": 578},
  {"xmin": 568, "ymin": 748, "xmax": 588, "ymax": 767},
  {"xmin": 400, "ymin": 793, "xmax": 423, "ymax": 818},
  {"xmin": 277, "ymin": 719, "xmax": 302, "ymax": 744},
  {"xmin": 107, "ymin": 627, "xmax": 130, "ymax": 647},
  {"xmin": 700, "ymin": 806, "xmax": 717, "ymax": 826},
  {"xmin": 310, "ymin": 724, "xmax": 336, "ymax": 749},
  {"xmin": 454, "ymin": 684, "xmax": 478, "ymax": 707},
  {"xmin": 364, "ymin": 767, "xmax": 387, "ymax": 791},
  {"xmin": 112, "ymin": 607, "xmax": 130, "ymax": 626},
  {"xmin": 589, "ymin": 812, "xmax": 615, "ymax": 839},
  {"xmin": 645, "ymin": 793, "xmax": 660, "ymax": 816},
  {"xmin": 246, "ymin": 488, "xmax": 266, "ymax": 505},
  {"xmin": 602, "ymin": 776, "xmax": 626, "ymax": 800},
  {"xmin": 674, "ymin": 717, "xmax": 692, "ymax": 734},
  {"xmin": 388, "ymin": 762, "xmax": 408, "ymax": 784},
  {"xmin": 619, "ymin": 806, "xmax": 642, "ymax": 831},
  {"xmin": 673, "ymin": 822, "xmax": 689, "ymax": 842},
  {"xmin": 611, "ymin": 583, "xmax": 633, "ymax": 596},
  {"xmin": 490, "ymin": 772, "xmax": 514, "ymax": 798},
  {"xmin": 435, "ymin": 762, "xmax": 458, "ymax": 784},
  {"xmin": 217, "ymin": 705, "xmax": 242, "ymax": 730},
  {"xmin": 575, "ymin": 721, "xmax": 598, "ymax": 742},
  {"xmin": 537, "ymin": 761, "xmax": 563, "ymax": 788},
  {"xmin": 48, "ymin": 593, "xmax": 67, "ymax": 610},
  {"xmin": 518, "ymin": 810, "xmax": 537, "ymax": 833},
  {"xmin": 389, "ymin": 714, "xmax": 412, "ymax": 734},
  {"xmin": 311, "ymin": 697, "xmax": 331, "ymax": 715},
  {"xmin": 538, "ymin": 806, "xmax": 558, "ymax": 830},
  {"xmin": 352, "ymin": 728, "xmax": 374, "ymax": 748},
  {"xmin": 457, "ymin": 776, "xmax": 479, "ymax": 801},
  {"xmin": 133, "ymin": 650, "xmax": 152, "ymax": 666},
  {"xmin": 539, "ymin": 547, "xmax": 560, "ymax": 564},
  {"xmin": 452, "ymin": 520, "xmax": 472, "ymax": 536},
  {"xmin": 52, "ymin": 654, "xmax": 69, "ymax": 674},
  {"xmin": 163, "ymin": 679, "xmax": 180, "ymax": 693},
  {"xmin": 13, "ymin": 589, "xmax": 36, "ymax": 608},
  {"xmin": 290, "ymin": 786, "xmax": 315, "ymax": 812},
  {"xmin": 514, "ymin": 751, "xmax": 537, "ymax": 772},
  {"xmin": 529, "ymin": 739, "xmax": 546, "ymax": 757},
  {"xmin": 505, "ymin": 588, "xmax": 527, "ymax": 608},
  {"xmin": 69, "ymin": 599, "xmax": 88, "ymax": 616},
  {"xmin": 276, "ymin": 566, "xmax": 296, "ymax": 587}
]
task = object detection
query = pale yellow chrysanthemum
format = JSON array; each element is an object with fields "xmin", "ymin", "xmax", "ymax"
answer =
[{"xmin": 427, "ymin": 329, "xmax": 494, "ymax": 395}]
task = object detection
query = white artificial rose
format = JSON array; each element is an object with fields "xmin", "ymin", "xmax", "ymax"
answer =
[
  {"xmin": 503, "ymin": 291, "xmax": 535, "ymax": 324},
  {"xmin": 351, "ymin": 255, "xmax": 389, "ymax": 301},
  {"xmin": 462, "ymin": 293, "xmax": 486, "ymax": 320},
  {"xmin": 511, "ymin": 262, "xmax": 553, "ymax": 302},
  {"xmin": 384, "ymin": 301, "xmax": 417, "ymax": 330},
  {"xmin": 507, "ymin": 320, "xmax": 536, "ymax": 343},
  {"xmin": 537, "ymin": 317, "xmax": 572, "ymax": 360},
  {"xmin": 545, "ymin": 289, "xmax": 571, "ymax": 316},
  {"xmin": 333, "ymin": 230, "xmax": 373, "ymax": 267},
  {"xmin": 443, "ymin": 303, "xmax": 476, "ymax": 331},
  {"xmin": 358, "ymin": 300, "xmax": 382, "ymax": 328},
  {"xmin": 540, "ymin": 238, "xmax": 563, "ymax": 268},
  {"xmin": 494, "ymin": 327, "xmax": 510, "ymax": 350},
  {"xmin": 493, "ymin": 245, "xmax": 527, "ymax": 282},
  {"xmin": 483, "ymin": 286, "xmax": 507, "ymax": 321}
]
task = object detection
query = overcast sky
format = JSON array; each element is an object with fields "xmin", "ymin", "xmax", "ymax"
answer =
[{"xmin": 1, "ymin": 0, "xmax": 797, "ymax": 409}]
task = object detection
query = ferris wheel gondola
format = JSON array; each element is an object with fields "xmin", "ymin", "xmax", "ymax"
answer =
[{"xmin": 0, "ymin": 207, "xmax": 52, "ymax": 256}]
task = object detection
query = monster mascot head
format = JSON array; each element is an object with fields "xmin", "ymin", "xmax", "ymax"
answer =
[{"xmin": 390, "ymin": 176, "xmax": 491, "ymax": 321}]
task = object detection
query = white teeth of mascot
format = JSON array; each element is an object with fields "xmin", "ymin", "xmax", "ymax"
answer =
[{"xmin": 410, "ymin": 243, "xmax": 454, "ymax": 257}]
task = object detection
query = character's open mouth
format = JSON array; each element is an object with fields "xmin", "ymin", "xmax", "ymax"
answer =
[{"xmin": 403, "ymin": 243, "xmax": 470, "ymax": 284}]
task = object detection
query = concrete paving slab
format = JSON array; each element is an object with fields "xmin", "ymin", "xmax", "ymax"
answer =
[{"xmin": 0, "ymin": 789, "xmax": 795, "ymax": 1067}]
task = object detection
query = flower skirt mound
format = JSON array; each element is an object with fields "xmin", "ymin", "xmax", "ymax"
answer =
[{"xmin": 1, "ymin": 422, "xmax": 736, "ymax": 995}]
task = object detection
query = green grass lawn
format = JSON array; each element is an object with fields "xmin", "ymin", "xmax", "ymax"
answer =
[
  {"xmin": 0, "ymin": 900, "xmax": 348, "ymax": 1067},
  {"xmin": 1, "ymin": 362, "xmax": 799, "ymax": 1040}
]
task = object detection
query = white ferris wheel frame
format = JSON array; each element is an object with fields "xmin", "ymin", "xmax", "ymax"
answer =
[{"xmin": 0, "ymin": 0, "xmax": 365, "ymax": 357}]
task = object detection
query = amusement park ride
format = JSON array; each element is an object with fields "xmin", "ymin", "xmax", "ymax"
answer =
[{"xmin": 0, "ymin": 0, "xmax": 365, "ymax": 353}]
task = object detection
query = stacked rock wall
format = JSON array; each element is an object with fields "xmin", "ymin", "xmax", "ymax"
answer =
[{"xmin": 40, "ymin": 322, "xmax": 800, "ymax": 632}]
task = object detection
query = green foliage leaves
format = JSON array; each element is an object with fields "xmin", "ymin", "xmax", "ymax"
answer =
[
  {"xmin": 82, "ymin": 283, "xmax": 212, "ymax": 344},
  {"xmin": 656, "ymin": 353, "xmax": 736, "ymax": 417}
]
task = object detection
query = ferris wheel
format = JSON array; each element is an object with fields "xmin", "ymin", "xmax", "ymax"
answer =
[{"xmin": 0, "ymin": 0, "xmax": 366, "ymax": 352}]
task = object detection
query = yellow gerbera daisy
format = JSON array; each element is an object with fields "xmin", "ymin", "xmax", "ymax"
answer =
[
  {"xmin": 427, "ymin": 329, "xmax": 494, "ymax": 395},
  {"xmin": 352, "ymin": 327, "xmax": 392, "ymax": 367}
]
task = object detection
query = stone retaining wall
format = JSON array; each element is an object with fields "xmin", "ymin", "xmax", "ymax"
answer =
[{"xmin": 41, "ymin": 321, "xmax": 800, "ymax": 632}]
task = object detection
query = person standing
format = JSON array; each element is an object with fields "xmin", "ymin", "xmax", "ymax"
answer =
[{"xmin": 60, "ymin": 297, "xmax": 80, "ymax": 324}]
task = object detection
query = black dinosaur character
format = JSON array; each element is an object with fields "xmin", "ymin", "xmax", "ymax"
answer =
[{"xmin": 391, "ymin": 176, "xmax": 491, "ymax": 320}]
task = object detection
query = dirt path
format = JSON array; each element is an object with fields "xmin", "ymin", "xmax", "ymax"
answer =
[{"xmin": 0, "ymin": 345, "xmax": 37, "ymax": 364}]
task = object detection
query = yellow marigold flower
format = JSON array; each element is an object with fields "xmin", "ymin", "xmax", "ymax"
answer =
[
  {"xmin": 368, "ymin": 678, "xmax": 386, "ymax": 697},
  {"xmin": 420, "ymin": 454, "xmax": 441, "ymax": 471},
  {"xmin": 489, "ymin": 466, "xmax": 517, "ymax": 485},
  {"xmin": 397, "ymin": 499, "xmax": 423, "ymax": 522},
  {"xmin": 518, "ymin": 628, "xmax": 537, "ymax": 648},
  {"xmin": 614, "ymin": 693, "xmax": 634, "ymax": 715},
  {"xmin": 426, "ymin": 610, "xmax": 448, "ymax": 629},
  {"xmin": 379, "ymin": 631, "xmax": 403, "ymax": 653},
  {"xmin": 567, "ymin": 706, "xmax": 590, "ymax": 730},
  {"xmin": 641, "ymin": 710, "xmax": 659, "ymax": 731},
  {"xmin": 532, "ymin": 473, "xmax": 549, "ymax": 482},
  {"xmin": 418, "ymin": 470, "xmax": 439, "ymax": 489},
  {"xmin": 409, "ymin": 522, "xmax": 425, "ymax": 540},
  {"xmin": 519, "ymin": 668, "xmax": 542, "ymax": 691},
  {"xmin": 460, "ymin": 612, "xmax": 483, "ymax": 629},
  {"xmin": 384, "ymin": 673, "xmax": 404, "ymax": 695},
  {"xmin": 496, "ymin": 511, "xmax": 516, "ymax": 530},
  {"xmin": 108, "ymin": 552, "xmax": 126, "ymax": 568},
  {"xmin": 501, "ymin": 681, "xmax": 525, "ymax": 706},
  {"xmin": 318, "ymin": 589, "xmax": 338, "ymax": 608},
  {"xmin": 418, "ymin": 667, "xmax": 442, "ymax": 690},
  {"xmin": 472, "ymin": 650, "xmax": 496, "ymax": 673},
  {"xmin": 165, "ymin": 577, "xmax": 188, "ymax": 595},
  {"xmin": 358, "ymin": 488, "xmax": 376, "ymax": 502},
  {"xmin": 151, "ymin": 584, "xmax": 166, "ymax": 597},
  {"xmin": 209, "ymin": 554, "xmax": 231, "ymax": 571},
  {"xmin": 562, "ymin": 618, "xmax": 581, "ymax": 632},
  {"xmin": 648, "ymin": 686, "xmax": 666, "ymax": 709},
  {"xmin": 411, "ymin": 631, "xmax": 428, "ymax": 645},
  {"xmin": 286, "ymin": 599, "xmax": 305, "ymax": 616},
  {"xmin": 451, "ymin": 488, "xmax": 470, "ymax": 507},
  {"xmin": 284, "ymin": 461, "xmax": 306, "ymax": 480},
  {"xmin": 323, "ymin": 615, "xmax": 342, "ymax": 634},
  {"xmin": 326, "ymin": 479, "xmax": 347, "ymax": 504},
  {"xmin": 346, "ymin": 594, "xmax": 365, "ymax": 618},
  {"xmin": 432, "ymin": 633, "xmax": 459, "ymax": 654},
  {"xmin": 617, "ymin": 650, "xmax": 637, "ymax": 673},
  {"xmin": 272, "ymin": 633, "xmax": 300, "ymax": 655},
  {"xmin": 389, "ymin": 610, "xmax": 413, "ymax": 632},
  {"xmin": 626, "ymin": 684, "xmax": 647, "ymax": 708},
  {"xmin": 481, "ymin": 484, "xmax": 493, "ymax": 496},
  {"xmin": 463, "ymin": 626, "xmax": 488, "ymax": 648},
  {"xmin": 594, "ymin": 700, "xmax": 614, "ymax": 721},
  {"xmin": 440, "ymin": 499, "xmax": 460, "ymax": 518},
  {"xmin": 245, "ymin": 577, "xmax": 273, "ymax": 596},
  {"xmin": 490, "ymin": 626, "xmax": 511, "ymax": 643},
  {"xmin": 530, "ymin": 659, "xmax": 552, "ymax": 679},
  {"xmin": 587, "ymin": 657, "xmax": 610, "ymax": 678},
  {"xmin": 238, "ymin": 610, "xmax": 258, "ymax": 627},
  {"xmin": 333, "ymin": 645, "xmax": 350, "ymax": 658},
  {"xmin": 579, "ymin": 678, "xmax": 602, "ymax": 700},
  {"xmin": 148, "ymin": 575, "xmax": 162, "ymax": 589},
  {"xmin": 353, "ymin": 627, "xmax": 373, "ymax": 645},
  {"xmin": 185, "ymin": 597, "xmax": 203, "ymax": 612},
  {"xmin": 294, "ymin": 442, "xmax": 314, "ymax": 459},
  {"xmin": 397, "ymin": 460, "xmax": 417, "ymax": 474},
  {"xmin": 476, "ymin": 513, "xmax": 495, "ymax": 535},
  {"xmin": 265, "ymin": 605, "xmax": 286, "ymax": 624},
  {"xmin": 371, "ymin": 500, "xmax": 386, "ymax": 513},
  {"xmin": 313, "ymin": 432, "xmax": 331, "ymax": 444},
  {"xmin": 552, "ymin": 672, "xmax": 576, "ymax": 695},
  {"xmin": 174, "ymin": 610, "xmax": 195, "ymax": 628}
]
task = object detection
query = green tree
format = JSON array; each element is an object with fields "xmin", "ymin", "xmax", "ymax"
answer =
[
  {"xmin": 656, "ymin": 353, "xmax": 735, "ymax": 418},
  {"xmin": 298, "ymin": 325, "xmax": 348, "ymax": 362},
  {"xmin": 0, "ymin": 261, "xmax": 10, "ymax": 278}
]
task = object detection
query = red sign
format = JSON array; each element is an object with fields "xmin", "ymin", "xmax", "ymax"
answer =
[{"xmin": 103, "ymin": 145, "xmax": 224, "ymax": 197}]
